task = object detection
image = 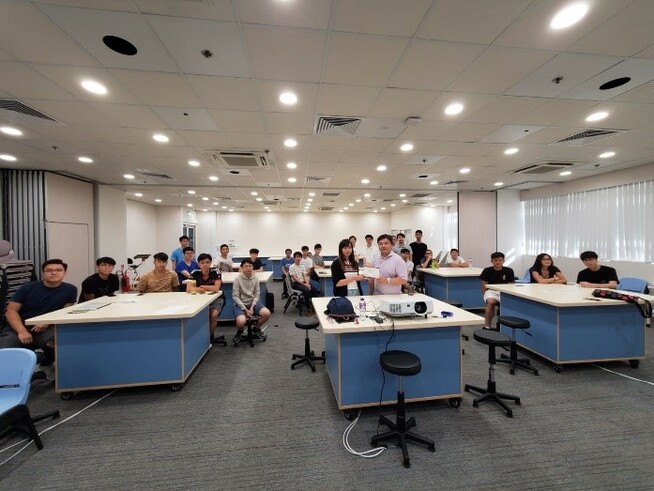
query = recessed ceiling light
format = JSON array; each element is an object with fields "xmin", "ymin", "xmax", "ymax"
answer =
[
  {"xmin": 550, "ymin": 2, "xmax": 589, "ymax": 30},
  {"xmin": 309, "ymin": 192, "xmax": 315, "ymax": 197},
  {"xmin": 188, "ymin": 190, "xmax": 196, "ymax": 195},
  {"xmin": 209, "ymin": 175, "xmax": 219, "ymax": 181},
  {"xmin": 123, "ymin": 173, "xmax": 134, "ymax": 179},
  {"xmin": 202, "ymin": 208, "xmax": 208, "ymax": 212},
  {"xmin": 134, "ymin": 192, "xmax": 143, "ymax": 197},
  {"xmin": 460, "ymin": 167, "xmax": 471, "ymax": 174},
  {"xmin": 0, "ymin": 154, "xmax": 17, "ymax": 162},
  {"xmin": 429, "ymin": 180, "xmax": 438, "ymax": 185},
  {"xmin": 504, "ymin": 147, "xmax": 519, "ymax": 155},
  {"xmin": 279, "ymin": 91, "xmax": 298, "ymax": 105},
  {"xmin": 78, "ymin": 156, "xmax": 93, "ymax": 164},
  {"xmin": 363, "ymin": 193, "xmax": 370, "ymax": 198},
  {"xmin": 339, "ymin": 210, "xmax": 343, "ymax": 213},
  {"xmin": 373, "ymin": 210, "xmax": 378, "ymax": 213},
  {"xmin": 188, "ymin": 160, "xmax": 200, "ymax": 167},
  {"xmin": 586, "ymin": 111, "xmax": 608, "ymax": 122},
  {"xmin": 399, "ymin": 193, "xmax": 406, "ymax": 197},
  {"xmin": 381, "ymin": 207, "xmax": 386, "ymax": 210},
  {"xmin": 444, "ymin": 103, "xmax": 464, "ymax": 115},
  {"xmin": 307, "ymin": 198, "xmax": 313, "ymax": 202},
  {"xmin": 0, "ymin": 126, "xmax": 22, "ymax": 136},
  {"xmin": 348, "ymin": 203, "xmax": 353, "ymax": 206},
  {"xmin": 153, "ymin": 133, "xmax": 169, "ymax": 143},
  {"xmin": 202, "ymin": 197, "xmax": 209, "ymax": 201},
  {"xmin": 376, "ymin": 165, "xmax": 387, "ymax": 172},
  {"xmin": 390, "ymin": 203, "xmax": 396, "ymax": 207},
  {"xmin": 447, "ymin": 199, "xmax": 453, "ymax": 203},
  {"xmin": 355, "ymin": 199, "xmax": 362, "ymax": 203},
  {"xmin": 187, "ymin": 203, "xmax": 193, "ymax": 207},
  {"xmin": 251, "ymin": 191, "xmax": 258, "ymax": 196},
  {"xmin": 284, "ymin": 138, "xmax": 297, "ymax": 148},
  {"xmin": 222, "ymin": 206, "xmax": 227, "ymax": 209},
  {"xmin": 286, "ymin": 162, "xmax": 297, "ymax": 169},
  {"xmin": 599, "ymin": 151, "xmax": 615, "ymax": 159},
  {"xmin": 212, "ymin": 201, "xmax": 219, "ymax": 205},
  {"xmin": 401, "ymin": 199, "xmax": 408, "ymax": 203},
  {"xmin": 303, "ymin": 209, "xmax": 308, "ymax": 213},
  {"xmin": 81, "ymin": 79, "xmax": 107, "ymax": 95},
  {"xmin": 256, "ymin": 197, "xmax": 263, "ymax": 202},
  {"xmin": 288, "ymin": 177, "xmax": 297, "ymax": 183},
  {"xmin": 229, "ymin": 209, "xmax": 234, "ymax": 212},
  {"xmin": 560, "ymin": 170, "xmax": 572, "ymax": 176},
  {"xmin": 155, "ymin": 199, "xmax": 162, "ymax": 203},
  {"xmin": 494, "ymin": 182, "xmax": 504, "ymax": 187},
  {"xmin": 400, "ymin": 143, "xmax": 413, "ymax": 152},
  {"xmin": 361, "ymin": 178, "xmax": 370, "ymax": 184},
  {"xmin": 266, "ymin": 209, "xmax": 271, "ymax": 213},
  {"xmin": 343, "ymin": 206, "xmax": 348, "ymax": 210}
]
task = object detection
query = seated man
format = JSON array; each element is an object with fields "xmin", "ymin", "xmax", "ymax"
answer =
[
  {"xmin": 420, "ymin": 249, "xmax": 437, "ymax": 269},
  {"xmin": 0, "ymin": 259, "xmax": 77, "ymax": 380},
  {"xmin": 289, "ymin": 251, "xmax": 319, "ymax": 310},
  {"xmin": 137, "ymin": 252, "xmax": 179, "ymax": 293},
  {"xmin": 80, "ymin": 256, "xmax": 119, "ymax": 302},
  {"xmin": 213, "ymin": 243, "xmax": 233, "ymax": 273},
  {"xmin": 576, "ymin": 250, "xmax": 618, "ymax": 288},
  {"xmin": 243, "ymin": 248, "xmax": 264, "ymax": 272},
  {"xmin": 190, "ymin": 253, "xmax": 225, "ymax": 344},
  {"xmin": 445, "ymin": 248, "xmax": 469, "ymax": 268},
  {"xmin": 479, "ymin": 252, "xmax": 515, "ymax": 330},
  {"xmin": 401, "ymin": 248, "xmax": 414, "ymax": 282},
  {"xmin": 175, "ymin": 247, "xmax": 199, "ymax": 291},
  {"xmin": 280, "ymin": 248, "xmax": 294, "ymax": 299},
  {"xmin": 232, "ymin": 258, "xmax": 270, "ymax": 341}
]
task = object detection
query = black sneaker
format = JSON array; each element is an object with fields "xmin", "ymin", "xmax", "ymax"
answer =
[
  {"xmin": 233, "ymin": 330, "xmax": 243, "ymax": 344},
  {"xmin": 281, "ymin": 293, "xmax": 289, "ymax": 299}
]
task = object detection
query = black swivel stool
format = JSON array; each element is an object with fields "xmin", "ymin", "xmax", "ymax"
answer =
[
  {"xmin": 233, "ymin": 315, "xmax": 266, "ymax": 347},
  {"xmin": 497, "ymin": 316, "xmax": 539, "ymax": 376},
  {"xmin": 371, "ymin": 350, "xmax": 435, "ymax": 468},
  {"xmin": 464, "ymin": 330, "xmax": 521, "ymax": 418},
  {"xmin": 291, "ymin": 317, "xmax": 325, "ymax": 372}
]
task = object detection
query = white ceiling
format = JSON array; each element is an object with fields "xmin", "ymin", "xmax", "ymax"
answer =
[{"xmin": 0, "ymin": 0, "xmax": 653, "ymax": 212}]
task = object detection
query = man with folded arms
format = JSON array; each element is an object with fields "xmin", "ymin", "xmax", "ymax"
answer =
[{"xmin": 137, "ymin": 252, "xmax": 179, "ymax": 293}]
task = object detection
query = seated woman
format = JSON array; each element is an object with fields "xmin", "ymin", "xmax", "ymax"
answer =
[
  {"xmin": 529, "ymin": 253, "xmax": 567, "ymax": 284},
  {"xmin": 331, "ymin": 238, "xmax": 366, "ymax": 297}
]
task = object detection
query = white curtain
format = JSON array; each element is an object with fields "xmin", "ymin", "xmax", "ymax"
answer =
[{"xmin": 524, "ymin": 180, "xmax": 654, "ymax": 261}]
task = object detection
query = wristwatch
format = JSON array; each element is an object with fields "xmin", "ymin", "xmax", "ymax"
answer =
[{"xmin": 386, "ymin": 277, "xmax": 390, "ymax": 285}]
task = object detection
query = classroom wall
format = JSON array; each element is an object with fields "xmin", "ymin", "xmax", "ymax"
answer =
[
  {"xmin": 94, "ymin": 185, "xmax": 127, "ymax": 269},
  {"xmin": 496, "ymin": 190, "xmax": 526, "ymax": 271},
  {"xmin": 125, "ymin": 200, "xmax": 158, "ymax": 273},
  {"xmin": 458, "ymin": 191, "xmax": 497, "ymax": 266},
  {"xmin": 389, "ymin": 206, "xmax": 445, "ymax": 252}
]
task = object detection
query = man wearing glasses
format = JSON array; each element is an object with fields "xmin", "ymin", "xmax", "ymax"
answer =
[{"xmin": 0, "ymin": 259, "xmax": 77, "ymax": 380}]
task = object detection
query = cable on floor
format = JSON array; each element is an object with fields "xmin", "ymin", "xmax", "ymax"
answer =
[
  {"xmin": 342, "ymin": 409, "xmax": 386, "ymax": 459},
  {"xmin": 0, "ymin": 389, "xmax": 117, "ymax": 465},
  {"xmin": 591, "ymin": 365, "xmax": 654, "ymax": 386}
]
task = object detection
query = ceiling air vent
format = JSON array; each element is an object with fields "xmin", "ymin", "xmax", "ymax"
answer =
[
  {"xmin": 410, "ymin": 193, "xmax": 431, "ymax": 198},
  {"xmin": 0, "ymin": 99, "xmax": 60, "ymax": 124},
  {"xmin": 553, "ymin": 128, "xmax": 624, "ymax": 146},
  {"xmin": 207, "ymin": 150, "xmax": 272, "ymax": 168},
  {"xmin": 322, "ymin": 192, "xmax": 340, "ymax": 197},
  {"xmin": 513, "ymin": 162, "xmax": 574, "ymax": 175},
  {"xmin": 305, "ymin": 176, "xmax": 331, "ymax": 184},
  {"xmin": 314, "ymin": 116, "xmax": 362, "ymax": 136},
  {"xmin": 443, "ymin": 180, "xmax": 468, "ymax": 185},
  {"xmin": 320, "ymin": 207, "xmax": 335, "ymax": 211},
  {"xmin": 133, "ymin": 169, "xmax": 175, "ymax": 184}
]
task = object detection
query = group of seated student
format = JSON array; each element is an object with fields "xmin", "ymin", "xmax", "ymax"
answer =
[{"xmin": 480, "ymin": 250, "xmax": 619, "ymax": 329}]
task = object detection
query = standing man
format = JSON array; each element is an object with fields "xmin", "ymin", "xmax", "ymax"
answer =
[
  {"xmin": 80, "ymin": 256, "xmax": 119, "ymax": 302},
  {"xmin": 171, "ymin": 235, "xmax": 190, "ymax": 270},
  {"xmin": 362, "ymin": 234, "xmax": 380, "ymax": 267},
  {"xmin": 0, "ymin": 259, "xmax": 77, "ymax": 380},
  {"xmin": 371, "ymin": 234, "xmax": 408, "ymax": 295},
  {"xmin": 175, "ymin": 247, "xmax": 199, "ymax": 290},
  {"xmin": 191, "ymin": 253, "xmax": 225, "ymax": 344},
  {"xmin": 392, "ymin": 233, "xmax": 409, "ymax": 256},
  {"xmin": 409, "ymin": 230, "xmax": 428, "ymax": 273},
  {"xmin": 280, "ymin": 248, "xmax": 294, "ymax": 299},
  {"xmin": 349, "ymin": 236, "xmax": 361, "ymax": 261},
  {"xmin": 232, "ymin": 258, "xmax": 271, "ymax": 341},
  {"xmin": 479, "ymin": 252, "xmax": 515, "ymax": 330},
  {"xmin": 576, "ymin": 251, "xmax": 618, "ymax": 288},
  {"xmin": 137, "ymin": 252, "xmax": 179, "ymax": 293}
]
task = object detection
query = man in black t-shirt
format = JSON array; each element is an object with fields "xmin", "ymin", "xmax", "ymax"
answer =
[
  {"xmin": 576, "ymin": 251, "xmax": 619, "ymax": 288},
  {"xmin": 190, "ymin": 253, "xmax": 225, "ymax": 343},
  {"xmin": 409, "ymin": 229, "xmax": 428, "ymax": 273},
  {"xmin": 80, "ymin": 256, "xmax": 119, "ymax": 302},
  {"xmin": 479, "ymin": 252, "xmax": 515, "ymax": 329}
]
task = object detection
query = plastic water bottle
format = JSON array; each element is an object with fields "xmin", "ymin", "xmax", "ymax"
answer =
[
  {"xmin": 358, "ymin": 298, "xmax": 367, "ymax": 320},
  {"xmin": 469, "ymin": 257, "xmax": 473, "ymax": 267}
]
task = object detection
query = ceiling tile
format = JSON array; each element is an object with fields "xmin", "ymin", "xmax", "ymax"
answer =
[
  {"xmin": 186, "ymin": 75, "xmax": 259, "ymax": 111},
  {"xmin": 449, "ymin": 46, "xmax": 555, "ymax": 95},
  {"xmin": 210, "ymin": 110, "xmax": 266, "ymax": 133},
  {"xmin": 332, "ymin": 0, "xmax": 430, "ymax": 37},
  {"xmin": 256, "ymin": 80, "xmax": 319, "ymax": 114},
  {"xmin": 317, "ymin": 84, "xmax": 380, "ymax": 117},
  {"xmin": 465, "ymin": 96, "xmax": 544, "ymax": 125},
  {"xmin": 0, "ymin": 62, "xmax": 75, "ymax": 100},
  {"xmin": 0, "ymin": 2, "xmax": 100, "ymax": 66},
  {"xmin": 263, "ymin": 112, "xmax": 314, "ymax": 135},
  {"xmin": 417, "ymin": 0, "xmax": 531, "ymax": 44},
  {"xmin": 612, "ymin": 80, "xmax": 654, "ymax": 104},
  {"xmin": 151, "ymin": 107, "xmax": 220, "ymax": 131},
  {"xmin": 244, "ymin": 26, "xmax": 326, "ymax": 82},
  {"xmin": 111, "ymin": 70, "xmax": 204, "ymax": 108},
  {"xmin": 34, "ymin": 0, "xmax": 139, "ymax": 12},
  {"xmin": 145, "ymin": 15, "xmax": 250, "ymax": 77},
  {"xmin": 422, "ymin": 92, "xmax": 496, "ymax": 121},
  {"xmin": 439, "ymin": 122, "xmax": 502, "ymax": 142},
  {"xmin": 38, "ymin": 4, "xmax": 178, "ymax": 71},
  {"xmin": 368, "ymin": 88, "xmax": 437, "ymax": 119},
  {"xmin": 237, "ymin": 0, "xmax": 330, "ymax": 29},
  {"xmin": 510, "ymin": 99, "xmax": 595, "ymax": 126},
  {"xmin": 136, "ymin": 0, "xmax": 234, "ymax": 20},
  {"xmin": 323, "ymin": 33, "xmax": 409, "ymax": 86},
  {"xmin": 398, "ymin": 121, "xmax": 456, "ymax": 140},
  {"xmin": 177, "ymin": 130, "xmax": 231, "ymax": 148},
  {"xmin": 25, "ymin": 99, "xmax": 117, "ymax": 126},
  {"xmin": 88, "ymin": 103, "xmax": 168, "ymax": 129},
  {"xmin": 388, "ymin": 40, "xmax": 485, "ymax": 91}
]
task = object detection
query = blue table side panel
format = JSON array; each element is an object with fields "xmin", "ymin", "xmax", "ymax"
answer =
[
  {"xmin": 272, "ymin": 259, "xmax": 282, "ymax": 280},
  {"xmin": 325, "ymin": 334, "xmax": 340, "ymax": 403},
  {"xmin": 337, "ymin": 327, "xmax": 461, "ymax": 407},
  {"xmin": 499, "ymin": 296, "xmax": 559, "ymax": 360},
  {"xmin": 219, "ymin": 283, "xmax": 268, "ymax": 321},
  {"xmin": 57, "ymin": 319, "xmax": 182, "ymax": 389},
  {"xmin": 447, "ymin": 277, "xmax": 484, "ymax": 309},
  {"xmin": 424, "ymin": 274, "xmax": 447, "ymax": 301},
  {"xmin": 183, "ymin": 307, "xmax": 210, "ymax": 376}
]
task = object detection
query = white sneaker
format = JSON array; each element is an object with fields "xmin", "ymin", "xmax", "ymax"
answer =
[{"xmin": 39, "ymin": 364, "xmax": 55, "ymax": 381}]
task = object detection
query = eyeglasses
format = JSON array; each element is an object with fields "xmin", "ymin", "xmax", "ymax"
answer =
[{"xmin": 44, "ymin": 268, "xmax": 65, "ymax": 273}]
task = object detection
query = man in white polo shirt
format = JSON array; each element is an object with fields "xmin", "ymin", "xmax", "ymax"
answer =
[{"xmin": 372, "ymin": 234, "xmax": 408, "ymax": 295}]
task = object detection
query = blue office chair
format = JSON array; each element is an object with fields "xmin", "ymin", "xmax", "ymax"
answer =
[
  {"xmin": 0, "ymin": 348, "xmax": 60, "ymax": 450},
  {"xmin": 618, "ymin": 277, "xmax": 648, "ymax": 293}
]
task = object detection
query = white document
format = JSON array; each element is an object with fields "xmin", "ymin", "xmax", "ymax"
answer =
[{"xmin": 362, "ymin": 267, "xmax": 380, "ymax": 278}]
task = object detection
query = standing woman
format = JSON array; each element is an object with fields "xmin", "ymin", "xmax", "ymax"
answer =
[
  {"xmin": 529, "ymin": 253, "xmax": 567, "ymax": 284},
  {"xmin": 331, "ymin": 238, "xmax": 366, "ymax": 296}
]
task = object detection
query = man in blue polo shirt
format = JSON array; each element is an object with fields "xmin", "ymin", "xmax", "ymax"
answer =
[{"xmin": 0, "ymin": 258, "xmax": 77, "ymax": 380}]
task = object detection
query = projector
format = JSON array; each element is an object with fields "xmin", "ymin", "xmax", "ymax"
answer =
[{"xmin": 378, "ymin": 297, "xmax": 433, "ymax": 317}]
